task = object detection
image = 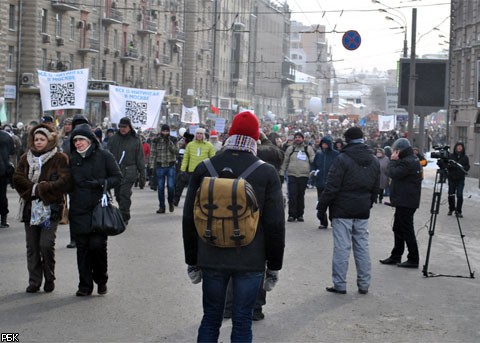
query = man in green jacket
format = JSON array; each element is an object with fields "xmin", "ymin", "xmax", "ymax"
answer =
[{"xmin": 175, "ymin": 128, "xmax": 215, "ymax": 206}]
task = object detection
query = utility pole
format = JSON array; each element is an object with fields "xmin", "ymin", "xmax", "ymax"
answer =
[{"xmin": 407, "ymin": 8, "xmax": 417, "ymax": 146}]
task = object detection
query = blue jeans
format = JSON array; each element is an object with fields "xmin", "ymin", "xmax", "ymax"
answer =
[
  {"xmin": 198, "ymin": 268, "xmax": 264, "ymax": 343},
  {"xmin": 332, "ymin": 218, "xmax": 371, "ymax": 291},
  {"xmin": 156, "ymin": 165, "xmax": 175, "ymax": 209}
]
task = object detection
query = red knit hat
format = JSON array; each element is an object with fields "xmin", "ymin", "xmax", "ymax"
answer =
[
  {"xmin": 210, "ymin": 129, "xmax": 218, "ymax": 138},
  {"xmin": 228, "ymin": 111, "xmax": 260, "ymax": 141}
]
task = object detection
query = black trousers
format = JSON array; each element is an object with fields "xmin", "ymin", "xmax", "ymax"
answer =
[
  {"xmin": 448, "ymin": 179, "xmax": 465, "ymax": 214},
  {"xmin": 114, "ymin": 179, "xmax": 134, "ymax": 222},
  {"xmin": 316, "ymin": 187, "xmax": 328, "ymax": 227},
  {"xmin": 391, "ymin": 206, "xmax": 419, "ymax": 263},
  {"xmin": 0, "ymin": 176, "xmax": 8, "ymax": 216},
  {"xmin": 76, "ymin": 233, "xmax": 108, "ymax": 292},
  {"xmin": 287, "ymin": 176, "xmax": 308, "ymax": 218},
  {"xmin": 174, "ymin": 172, "xmax": 191, "ymax": 205}
]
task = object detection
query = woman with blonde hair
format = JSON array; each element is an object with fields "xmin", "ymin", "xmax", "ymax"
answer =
[{"xmin": 13, "ymin": 124, "xmax": 71, "ymax": 293}]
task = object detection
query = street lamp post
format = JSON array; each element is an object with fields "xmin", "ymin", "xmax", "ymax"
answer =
[{"xmin": 385, "ymin": 15, "xmax": 408, "ymax": 58}]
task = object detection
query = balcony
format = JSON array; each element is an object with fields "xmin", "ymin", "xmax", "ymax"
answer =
[
  {"xmin": 120, "ymin": 47, "xmax": 139, "ymax": 62},
  {"xmin": 102, "ymin": 8, "xmax": 123, "ymax": 25},
  {"xmin": 281, "ymin": 61, "xmax": 296, "ymax": 84},
  {"xmin": 168, "ymin": 31, "xmax": 186, "ymax": 44},
  {"xmin": 138, "ymin": 20, "xmax": 158, "ymax": 34},
  {"xmin": 78, "ymin": 38, "xmax": 100, "ymax": 54},
  {"xmin": 154, "ymin": 54, "xmax": 170, "ymax": 67},
  {"xmin": 51, "ymin": 0, "xmax": 79, "ymax": 11}
]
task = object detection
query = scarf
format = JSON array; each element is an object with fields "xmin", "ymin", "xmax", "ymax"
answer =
[
  {"xmin": 17, "ymin": 147, "xmax": 58, "ymax": 221},
  {"xmin": 223, "ymin": 135, "xmax": 257, "ymax": 156},
  {"xmin": 27, "ymin": 147, "xmax": 58, "ymax": 183}
]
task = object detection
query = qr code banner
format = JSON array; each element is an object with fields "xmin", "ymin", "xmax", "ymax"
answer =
[
  {"xmin": 125, "ymin": 100, "xmax": 148, "ymax": 125},
  {"xmin": 50, "ymin": 82, "xmax": 76, "ymax": 107}
]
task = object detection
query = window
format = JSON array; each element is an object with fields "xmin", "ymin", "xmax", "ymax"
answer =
[
  {"xmin": 91, "ymin": 57, "xmax": 96, "ymax": 76},
  {"xmin": 113, "ymin": 62, "xmax": 117, "ymax": 82},
  {"xmin": 8, "ymin": 5, "xmax": 15, "ymax": 30},
  {"xmin": 457, "ymin": 127, "xmax": 467, "ymax": 147},
  {"xmin": 42, "ymin": 49, "xmax": 47, "ymax": 69},
  {"xmin": 7, "ymin": 46, "xmax": 14, "ymax": 71},
  {"xmin": 113, "ymin": 29, "xmax": 118, "ymax": 49},
  {"xmin": 41, "ymin": 9, "xmax": 48, "ymax": 34},
  {"xmin": 69, "ymin": 54, "xmax": 74, "ymax": 69},
  {"xmin": 55, "ymin": 14, "xmax": 62, "ymax": 38},
  {"xmin": 70, "ymin": 17, "xmax": 75, "ymax": 40}
]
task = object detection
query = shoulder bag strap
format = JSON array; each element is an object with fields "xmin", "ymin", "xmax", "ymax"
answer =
[
  {"xmin": 239, "ymin": 160, "xmax": 265, "ymax": 179},
  {"xmin": 203, "ymin": 159, "xmax": 219, "ymax": 177}
]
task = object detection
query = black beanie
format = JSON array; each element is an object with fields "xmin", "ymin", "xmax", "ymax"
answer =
[
  {"xmin": 344, "ymin": 127, "xmax": 364, "ymax": 143},
  {"xmin": 294, "ymin": 131, "xmax": 304, "ymax": 139},
  {"xmin": 161, "ymin": 124, "xmax": 170, "ymax": 132}
]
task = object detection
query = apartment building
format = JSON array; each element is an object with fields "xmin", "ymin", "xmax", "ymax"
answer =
[{"xmin": 450, "ymin": 0, "xmax": 480, "ymax": 178}]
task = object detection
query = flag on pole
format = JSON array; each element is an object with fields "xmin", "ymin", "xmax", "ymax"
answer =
[{"xmin": 211, "ymin": 105, "xmax": 219, "ymax": 115}]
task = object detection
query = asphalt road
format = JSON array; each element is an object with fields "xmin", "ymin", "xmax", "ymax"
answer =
[{"xmin": 0, "ymin": 169, "xmax": 479, "ymax": 342}]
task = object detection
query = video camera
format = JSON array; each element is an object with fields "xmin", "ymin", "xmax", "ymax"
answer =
[{"xmin": 430, "ymin": 145, "xmax": 450, "ymax": 160}]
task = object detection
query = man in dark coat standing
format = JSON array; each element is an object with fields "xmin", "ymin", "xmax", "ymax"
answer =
[
  {"xmin": 317, "ymin": 127, "xmax": 379, "ymax": 294},
  {"xmin": 380, "ymin": 138, "xmax": 422, "ymax": 268},
  {"xmin": 182, "ymin": 111, "xmax": 285, "ymax": 342},
  {"xmin": 107, "ymin": 117, "xmax": 145, "ymax": 224}
]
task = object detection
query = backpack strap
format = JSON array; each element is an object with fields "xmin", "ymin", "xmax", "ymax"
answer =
[
  {"xmin": 203, "ymin": 177, "xmax": 218, "ymax": 243},
  {"xmin": 229, "ymin": 178, "xmax": 245, "ymax": 246},
  {"xmin": 239, "ymin": 160, "xmax": 265, "ymax": 179},
  {"xmin": 203, "ymin": 159, "xmax": 218, "ymax": 177}
]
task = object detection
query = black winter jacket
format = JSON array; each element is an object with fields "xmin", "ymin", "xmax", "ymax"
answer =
[
  {"xmin": 447, "ymin": 142, "xmax": 470, "ymax": 181},
  {"xmin": 0, "ymin": 130, "xmax": 14, "ymax": 176},
  {"xmin": 69, "ymin": 127, "xmax": 122, "ymax": 234},
  {"xmin": 317, "ymin": 143, "xmax": 380, "ymax": 219},
  {"xmin": 387, "ymin": 147, "xmax": 422, "ymax": 209},
  {"xmin": 182, "ymin": 150, "xmax": 285, "ymax": 272}
]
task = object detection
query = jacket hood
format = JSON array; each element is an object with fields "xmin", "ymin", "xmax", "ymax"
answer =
[
  {"xmin": 70, "ymin": 123, "xmax": 99, "ymax": 152},
  {"xmin": 342, "ymin": 143, "xmax": 375, "ymax": 167},
  {"xmin": 320, "ymin": 136, "xmax": 334, "ymax": 150},
  {"xmin": 28, "ymin": 123, "xmax": 58, "ymax": 153},
  {"xmin": 453, "ymin": 142, "xmax": 465, "ymax": 156}
]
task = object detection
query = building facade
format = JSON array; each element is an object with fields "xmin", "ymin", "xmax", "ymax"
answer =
[{"xmin": 450, "ymin": 0, "xmax": 480, "ymax": 178}]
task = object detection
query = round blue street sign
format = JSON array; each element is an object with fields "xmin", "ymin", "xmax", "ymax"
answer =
[{"xmin": 342, "ymin": 30, "xmax": 361, "ymax": 51}]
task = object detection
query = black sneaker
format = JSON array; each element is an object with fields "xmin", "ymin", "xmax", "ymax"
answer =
[
  {"xmin": 297, "ymin": 217, "xmax": 304, "ymax": 222},
  {"xmin": 169, "ymin": 204, "xmax": 174, "ymax": 213},
  {"xmin": 26, "ymin": 285, "xmax": 40, "ymax": 293},
  {"xmin": 76, "ymin": 289, "xmax": 93, "ymax": 296},
  {"xmin": 156, "ymin": 208, "xmax": 165, "ymax": 214},
  {"xmin": 287, "ymin": 216, "xmax": 295, "ymax": 222},
  {"xmin": 66, "ymin": 242, "xmax": 76, "ymax": 248},
  {"xmin": 98, "ymin": 284, "xmax": 108, "ymax": 295},
  {"xmin": 252, "ymin": 311, "xmax": 265, "ymax": 321},
  {"xmin": 447, "ymin": 210, "xmax": 453, "ymax": 216},
  {"xmin": 44, "ymin": 281, "xmax": 55, "ymax": 293}
]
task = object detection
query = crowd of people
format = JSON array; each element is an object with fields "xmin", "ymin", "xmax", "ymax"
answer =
[{"xmin": 0, "ymin": 112, "xmax": 470, "ymax": 342}]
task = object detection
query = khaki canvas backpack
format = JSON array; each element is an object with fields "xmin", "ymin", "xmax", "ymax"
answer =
[{"xmin": 194, "ymin": 159, "xmax": 264, "ymax": 248}]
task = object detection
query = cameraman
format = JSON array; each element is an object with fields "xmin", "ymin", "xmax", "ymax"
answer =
[
  {"xmin": 380, "ymin": 138, "xmax": 422, "ymax": 268},
  {"xmin": 447, "ymin": 142, "xmax": 470, "ymax": 217}
]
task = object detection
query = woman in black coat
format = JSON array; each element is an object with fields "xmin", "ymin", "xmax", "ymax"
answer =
[{"xmin": 69, "ymin": 124, "xmax": 122, "ymax": 296}]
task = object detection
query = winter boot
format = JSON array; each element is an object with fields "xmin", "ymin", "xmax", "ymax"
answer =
[{"xmin": 0, "ymin": 215, "xmax": 9, "ymax": 228}]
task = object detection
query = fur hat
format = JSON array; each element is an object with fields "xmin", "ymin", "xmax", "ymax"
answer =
[
  {"xmin": 195, "ymin": 127, "xmax": 206, "ymax": 135},
  {"xmin": 392, "ymin": 138, "xmax": 411, "ymax": 152},
  {"xmin": 29, "ymin": 124, "xmax": 58, "ymax": 151},
  {"xmin": 228, "ymin": 111, "xmax": 260, "ymax": 141},
  {"xmin": 119, "ymin": 117, "xmax": 132, "ymax": 128},
  {"xmin": 344, "ymin": 127, "xmax": 364, "ymax": 143}
]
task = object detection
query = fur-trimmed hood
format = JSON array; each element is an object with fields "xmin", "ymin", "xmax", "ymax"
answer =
[{"xmin": 28, "ymin": 123, "xmax": 59, "ymax": 153}]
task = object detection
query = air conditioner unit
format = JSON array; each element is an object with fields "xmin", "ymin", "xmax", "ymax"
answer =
[
  {"xmin": 42, "ymin": 34, "xmax": 51, "ymax": 43},
  {"xmin": 104, "ymin": 47, "xmax": 110, "ymax": 54},
  {"xmin": 21, "ymin": 73, "xmax": 34, "ymax": 86},
  {"xmin": 154, "ymin": 58, "xmax": 160, "ymax": 67},
  {"xmin": 56, "ymin": 37, "xmax": 65, "ymax": 46}
]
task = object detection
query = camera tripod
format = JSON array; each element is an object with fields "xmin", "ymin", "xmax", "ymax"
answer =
[{"xmin": 422, "ymin": 166, "xmax": 475, "ymax": 278}]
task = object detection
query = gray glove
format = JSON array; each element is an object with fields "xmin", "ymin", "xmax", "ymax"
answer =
[
  {"xmin": 187, "ymin": 265, "xmax": 202, "ymax": 284},
  {"xmin": 263, "ymin": 269, "xmax": 279, "ymax": 292}
]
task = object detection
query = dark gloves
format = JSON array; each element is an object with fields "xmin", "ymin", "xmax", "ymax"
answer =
[
  {"xmin": 263, "ymin": 269, "xmax": 279, "ymax": 291},
  {"xmin": 187, "ymin": 265, "xmax": 202, "ymax": 284}
]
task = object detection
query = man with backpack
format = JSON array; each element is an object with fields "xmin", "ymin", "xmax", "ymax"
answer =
[
  {"xmin": 182, "ymin": 111, "xmax": 285, "ymax": 343},
  {"xmin": 280, "ymin": 131, "xmax": 316, "ymax": 222}
]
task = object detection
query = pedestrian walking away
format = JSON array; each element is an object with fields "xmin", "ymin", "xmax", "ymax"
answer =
[{"xmin": 182, "ymin": 111, "xmax": 285, "ymax": 343}]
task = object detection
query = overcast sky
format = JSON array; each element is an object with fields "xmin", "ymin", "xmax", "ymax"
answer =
[{"xmin": 286, "ymin": 0, "xmax": 451, "ymax": 73}]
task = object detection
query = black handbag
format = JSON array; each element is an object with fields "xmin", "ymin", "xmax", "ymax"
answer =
[{"xmin": 91, "ymin": 181, "xmax": 126, "ymax": 236}]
